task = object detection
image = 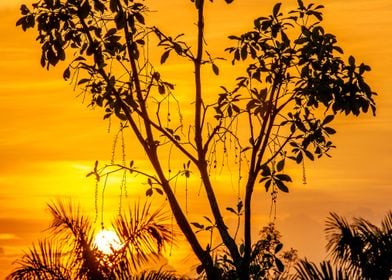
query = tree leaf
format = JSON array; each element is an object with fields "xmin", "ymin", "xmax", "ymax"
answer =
[
  {"xmin": 63, "ymin": 67, "xmax": 71, "ymax": 81},
  {"xmin": 158, "ymin": 84, "xmax": 165, "ymax": 94},
  {"xmin": 105, "ymin": 28, "xmax": 117, "ymax": 38},
  {"xmin": 115, "ymin": 11, "xmax": 126, "ymax": 29},
  {"xmin": 276, "ymin": 159, "xmax": 285, "ymax": 172},
  {"xmin": 93, "ymin": 0, "xmax": 106, "ymax": 13},
  {"xmin": 348, "ymin": 55, "xmax": 355, "ymax": 67},
  {"xmin": 134, "ymin": 12, "xmax": 145, "ymax": 25},
  {"xmin": 275, "ymin": 257, "xmax": 285, "ymax": 272},
  {"xmin": 240, "ymin": 46, "xmax": 247, "ymax": 60},
  {"xmin": 265, "ymin": 179, "xmax": 272, "ymax": 192},
  {"xmin": 145, "ymin": 188, "xmax": 153, "ymax": 196},
  {"xmin": 322, "ymin": 115, "xmax": 334, "ymax": 125},
  {"xmin": 294, "ymin": 37, "xmax": 308, "ymax": 45},
  {"xmin": 275, "ymin": 174, "xmax": 292, "ymax": 182},
  {"xmin": 191, "ymin": 222, "xmax": 204, "ymax": 229},
  {"xmin": 304, "ymin": 150, "xmax": 314, "ymax": 161},
  {"xmin": 296, "ymin": 152, "xmax": 303, "ymax": 163},
  {"xmin": 324, "ymin": 127, "xmax": 336, "ymax": 135},
  {"xmin": 212, "ymin": 63, "xmax": 219, "ymax": 75},
  {"xmin": 261, "ymin": 165, "xmax": 271, "ymax": 176},
  {"xmin": 110, "ymin": 0, "xmax": 118, "ymax": 12},
  {"xmin": 228, "ymin": 35, "xmax": 240, "ymax": 40},
  {"xmin": 237, "ymin": 200, "xmax": 243, "ymax": 212},
  {"xmin": 78, "ymin": 0, "xmax": 91, "ymax": 19},
  {"xmin": 160, "ymin": 50, "xmax": 170, "ymax": 64},
  {"xmin": 78, "ymin": 78, "xmax": 90, "ymax": 85},
  {"xmin": 333, "ymin": 45, "xmax": 344, "ymax": 54},
  {"xmin": 154, "ymin": 188, "xmax": 163, "ymax": 195},
  {"xmin": 273, "ymin": 3, "xmax": 282, "ymax": 17},
  {"xmin": 276, "ymin": 180, "xmax": 289, "ymax": 192},
  {"xmin": 115, "ymin": 112, "xmax": 128, "ymax": 121},
  {"xmin": 275, "ymin": 242, "xmax": 283, "ymax": 253}
]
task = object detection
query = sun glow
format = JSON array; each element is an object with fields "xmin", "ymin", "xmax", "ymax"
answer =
[{"xmin": 94, "ymin": 229, "xmax": 122, "ymax": 255}]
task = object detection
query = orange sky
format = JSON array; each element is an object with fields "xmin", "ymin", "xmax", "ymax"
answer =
[{"xmin": 1, "ymin": 0, "xmax": 392, "ymax": 278}]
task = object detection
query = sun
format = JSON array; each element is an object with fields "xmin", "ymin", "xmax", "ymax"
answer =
[{"xmin": 94, "ymin": 229, "xmax": 122, "ymax": 255}]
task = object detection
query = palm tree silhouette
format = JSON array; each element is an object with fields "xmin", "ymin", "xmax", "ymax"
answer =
[
  {"xmin": 7, "ymin": 201, "xmax": 177, "ymax": 280},
  {"xmin": 325, "ymin": 211, "xmax": 392, "ymax": 279},
  {"xmin": 294, "ymin": 259, "xmax": 350, "ymax": 280},
  {"xmin": 293, "ymin": 211, "xmax": 392, "ymax": 280}
]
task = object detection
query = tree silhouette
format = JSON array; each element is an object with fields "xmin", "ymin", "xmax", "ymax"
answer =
[
  {"xmin": 7, "ymin": 201, "xmax": 176, "ymax": 280},
  {"xmin": 325, "ymin": 211, "xmax": 392, "ymax": 279},
  {"xmin": 293, "ymin": 211, "xmax": 392, "ymax": 280},
  {"xmin": 17, "ymin": 0, "xmax": 376, "ymax": 278}
]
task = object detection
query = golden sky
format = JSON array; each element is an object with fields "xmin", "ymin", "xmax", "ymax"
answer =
[{"xmin": 1, "ymin": 0, "xmax": 392, "ymax": 277}]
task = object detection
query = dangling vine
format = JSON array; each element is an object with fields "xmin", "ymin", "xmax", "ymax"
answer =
[
  {"xmin": 101, "ymin": 174, "xmax": 109, "ymax": 228},
  {"xmin": 269, "ymin": 187, "xmax": 278, "ymax": 223},
  {"xmin": 302, "ymin": 159, "xmax": 307, "ymax": 185}
]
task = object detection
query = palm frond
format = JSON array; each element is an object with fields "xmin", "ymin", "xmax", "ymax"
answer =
[
  {"xmin": 113, "ymin": 202, "xmax": 173, "ymax": 271},
  {"xmin": 48, "ymin": 201, "xmax": 104, "ymax": 280},
  {"xmin": 325, "ymin": 212, "xmax": 352, "ymax": 261},
  {"xmin": 7, "ymin": 239, "xmax": 72, "ymax": 280},
  {"xmin": 294, "ymin": 259, "xmax": 350, "ymax": 280},
  {"xmin": 131, "ymin": 268, "xmax": 178, "ymax": 280},
  {"xmin": 381, "ymin": 211, "xmax": 392, "ymax": 232},
  {"xmin": 325, "ymin": 212, "xmax": 363, "ymax": 275},
  {"xmin": 47, "ymin": 201, "xmax": 91, "ymax": 241}
]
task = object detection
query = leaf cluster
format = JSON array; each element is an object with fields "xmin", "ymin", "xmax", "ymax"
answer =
[
  {"xmin": 208, "ymin": 223, "xmax": 296, "ymax": 279},
  {"xmin": 217, "ymin": 1, "xmax": 376, "ymax": 194}
]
